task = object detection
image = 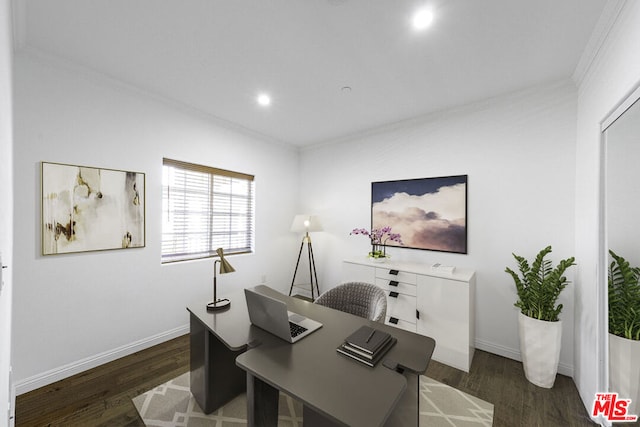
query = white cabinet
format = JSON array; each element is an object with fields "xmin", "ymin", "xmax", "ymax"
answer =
[
  {"xmin": 342, "ymin": 258, "xmax": 476, "ymax": 372},
  {"xmin": 416, "ymin": 275, "xmax": 475, "ymax": 372},
  {"xmin": 376, "ymin": 268, "xmax": 417, "ymax": 333},
  {"xmin": 342, "ymin": 261, "xmax": 376, "ymax": 284}
]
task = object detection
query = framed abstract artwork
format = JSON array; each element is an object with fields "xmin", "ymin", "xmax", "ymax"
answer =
[
  {"xmin": 41, "ymin": 162, "xmax": 145, "ymax": 255},
  {"xmin": 371, "ymin": 175, "xmax": 467, "ymax": 254}
]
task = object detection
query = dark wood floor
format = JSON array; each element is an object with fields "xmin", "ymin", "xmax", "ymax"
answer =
[
  {"xmin": 15, "ymin": 335, "xmax": 605, "ymax": 426},
  {"xmin": 427, "ymin": 351, "xmax": 598, "ymax": 427},
  {"xmin": 15, "ymin": 335, "xmax": 190, "ymax": 426}
]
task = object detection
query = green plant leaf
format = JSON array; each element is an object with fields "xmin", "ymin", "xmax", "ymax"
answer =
[
  {"xmin": 505, "ymin": 246, "xmax": 575, "ymax": 322},
  {"xmin": 608, "ymin": 250, "xmax": 640, "ymax": 340}
]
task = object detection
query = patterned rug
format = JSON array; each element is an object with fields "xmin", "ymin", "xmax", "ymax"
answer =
[{"xmin": 132, "ymin": 373, "xmax": 493, "ymax": 426}]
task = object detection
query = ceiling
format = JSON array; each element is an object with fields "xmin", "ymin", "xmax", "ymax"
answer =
[{"xmin": 14, "ymin": 0, "xmax": 608, "ymax": 147}]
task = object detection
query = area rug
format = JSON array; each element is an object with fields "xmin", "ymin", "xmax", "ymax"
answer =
[{"xmin": 133, "ymin": 373, "xmax": 493, "ymax": 426}]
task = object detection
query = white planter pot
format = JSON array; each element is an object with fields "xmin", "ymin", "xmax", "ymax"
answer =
[
  {"xmin": 518, "ymin": 312, "xmax": 562, "ymax": 388},
  {"xmin": 609, "ymin": 333, "xmax": 640, "ymax": 416}
]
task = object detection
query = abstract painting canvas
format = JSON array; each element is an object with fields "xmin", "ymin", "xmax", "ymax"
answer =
[
  {"xmin": 42, "ymin": 162, "xmax": 145, "ymax": 255},
  {"xmin": 372, "ymin": 175, "xmax": 467, "ymax": 254}
]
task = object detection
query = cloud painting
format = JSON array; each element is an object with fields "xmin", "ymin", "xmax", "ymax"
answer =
[{"xmin": 372, "ymin": 176, "xmax": 467, "ymax": 254}]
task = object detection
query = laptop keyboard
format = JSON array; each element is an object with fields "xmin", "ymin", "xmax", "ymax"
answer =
[{"xmin": 289, "ymin": 322, "xmax": 308, "ymax": 338}]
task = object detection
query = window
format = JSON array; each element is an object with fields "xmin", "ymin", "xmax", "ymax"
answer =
[{"xmin": 162, "ymin": 158, "xmax": 254, "ymax": 263}]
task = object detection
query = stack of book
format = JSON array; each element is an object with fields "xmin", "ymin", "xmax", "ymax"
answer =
[{"xmin": 336, "ymin": 325, "xmax": 396, "ymax": 367}]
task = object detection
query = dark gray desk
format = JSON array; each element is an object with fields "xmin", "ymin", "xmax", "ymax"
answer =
[
  {"xmin": 188, "ymin": 285, "xmax": 435, "ymax": 426},
  {"xmin": 187, "ymin": 292, "xmax": 254, "ymax": 413}
]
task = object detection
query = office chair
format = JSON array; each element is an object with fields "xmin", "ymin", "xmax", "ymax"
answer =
[{"xmin": 315, "ymin": 282, "xmax": 387, "ymax": 322}]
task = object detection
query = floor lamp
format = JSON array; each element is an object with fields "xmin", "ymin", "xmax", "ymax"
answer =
[{"xmin": 288, "ymin": 214, "xmax": 322, "ymax": 300}]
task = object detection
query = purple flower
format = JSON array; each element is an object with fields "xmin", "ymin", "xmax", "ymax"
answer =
[
  {"xmin": 388, "ymin": 233, "xmax": 403, "ymax": 245},
  {"xmin": 350, "ymin": 226, "xmax": 403, "ymax": 246},
  {"xmin": 350, "ymin": 228, "xmax": 371, "ymax": 237}
]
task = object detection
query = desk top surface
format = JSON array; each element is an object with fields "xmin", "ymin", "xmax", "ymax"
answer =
[
  {"xmin": 188, "ymin": 285, "xmax": 435, "ymax": 427},
  {"xmin": 187, "ymin": 293, "xmax": 255, "ymax": 351}
]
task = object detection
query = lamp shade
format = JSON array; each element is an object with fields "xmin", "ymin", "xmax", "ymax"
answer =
[
  {"xmin": 215, "ymin": 247, "xmax": 235, "ymax": 274},
  {"xmin": 290, "ymin": 214, "xmax": 323, "ymax": 233}
]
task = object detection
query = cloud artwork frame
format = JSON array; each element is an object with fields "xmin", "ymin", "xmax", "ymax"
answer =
[
  {"xmin": 371, "ymin": 175, "xmax": 468, "ymax": 254},
  {"xmin": 41, "ymin": 161, "xmax": 146, "ymax": 255}
]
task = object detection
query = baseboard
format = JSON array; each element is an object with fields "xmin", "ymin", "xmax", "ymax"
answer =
[
  {"xmin": 557, "ymin": 361, "xmax": 574, "ymax": 378},
  {"xmin": 14, "ymin": 324, "xmax": 189, "ymax": 396},
  {"xmin": 14, "ymin": 328, "xmax": 575, "ymax": 396},
  {"xmin": 475, "ymin": 338, "xmax": 574, "ymax": 378}
]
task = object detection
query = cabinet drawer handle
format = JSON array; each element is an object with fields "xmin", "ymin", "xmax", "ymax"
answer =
[
  {"xmin": 416, "ymin": 310, "xmax": 420, "ymax": 319},
  {"xmin": 389, "ymin": 269, "xmax": 399, "ymax": 275},
  {"xmin": 389, "ymin": 280, "xmax": 399, "ymax": 287},
  {"xmin": 389, "ymin": 291, "xmax": 399, "ymax": 298},
  {"xmin": 389, "ymin": 317, "xmax": 399, "ymax": 324}
]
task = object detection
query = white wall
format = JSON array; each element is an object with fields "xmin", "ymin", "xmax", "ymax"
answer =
[
  {"xmin": 11, "ymin": 52, "xmax": 300, "ymax": 393},
  {"xmin": 0, "ymin": 0, "xmax": 14, "ymax": 423},
  {"xmin": 299, "ymin": 80, "xmax": 578, "ymax": 374},
  {"xmin": 574, "ymin": 0, "xmax": 640, "ymax": 412}
]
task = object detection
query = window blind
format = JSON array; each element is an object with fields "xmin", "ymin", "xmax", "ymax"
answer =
[{"xmin": 162, "ymin": 158, "xmax": 254, "ymax": 263}]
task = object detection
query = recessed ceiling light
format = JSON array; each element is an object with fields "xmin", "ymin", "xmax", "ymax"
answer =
[
  {"xmin": 412, "ymin": 8, "xmax": 434, "ymax": 30},
  {"xmin": 256, "ymin": 93, "xmax": 271, "ymax": 107}
]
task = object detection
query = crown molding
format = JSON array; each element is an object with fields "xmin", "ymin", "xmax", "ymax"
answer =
[
  {"xmin": 17, "ymin": 46, "xmax": 299, "ymax": 152},
  {"xmin": 572, "ymin": 0, "xmax": 627, "ymax": 87},
  {"xmin": 301, "ymin": 78, "xmax": 575, "ymax": 152}
]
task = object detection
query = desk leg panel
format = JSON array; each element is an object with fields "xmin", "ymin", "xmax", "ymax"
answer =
[
  {"xmin": 385, "ymin": 372, "xmax": 419, "ymax": 426},
  {"xmin": 190, "ymin": 314, "xmax": 246, "ymax": 414},
  {"xmin": 246, "ymin": 373, "xmax": 279, "ymax": 427}
]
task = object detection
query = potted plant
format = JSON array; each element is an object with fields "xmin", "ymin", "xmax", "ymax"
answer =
[
  {"xmin": 505, "ymin": 246, "xmax": 575, "ymax": 388},
  {"xmin": 608, "ymin": 250, "xmax": 640, "ymax": 415},
  {"xmin": 350, "ymin": 226, "xmax": 403, "ymax": 261}
]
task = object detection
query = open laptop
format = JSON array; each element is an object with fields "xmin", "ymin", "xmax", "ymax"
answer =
[{"xmin": 244, "ymin": 287, "xmax": 322, "ymax": 343}]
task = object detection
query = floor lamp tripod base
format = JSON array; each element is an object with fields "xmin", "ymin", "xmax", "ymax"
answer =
[{"xmin": 289, "ymin": 233, "xmax": 320, "ymax": 301}]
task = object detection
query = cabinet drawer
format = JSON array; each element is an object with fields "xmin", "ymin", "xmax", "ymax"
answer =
[
  {"xmin": 385, "ymin": 316, "xmax": 416, "ymax": 333},
  {"xmin": 376, "ymin": 268, "xmax": 417, "ymax": 285},
  {"xmin": 386, "ymin": 292, "xmax": 416, "ymax": 323},
  {"xmin": 375, "ymin": 278, "xmax": 417, "ymax": 296}
]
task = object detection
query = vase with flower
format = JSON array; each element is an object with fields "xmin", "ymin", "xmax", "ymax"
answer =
[{"xmin": 350, "ymin": 226, "xmax": 403, "ymax": 262}]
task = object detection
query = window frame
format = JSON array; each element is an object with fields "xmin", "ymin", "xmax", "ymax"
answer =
[{"xmin": 161, "ymin": 158, "xmax": 255, "ymax": 264}]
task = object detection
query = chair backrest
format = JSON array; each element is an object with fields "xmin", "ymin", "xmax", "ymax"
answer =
[{"xmin": 314, "ymin": 282, "xmax": 387, "ymax": 322}]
